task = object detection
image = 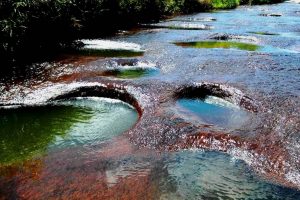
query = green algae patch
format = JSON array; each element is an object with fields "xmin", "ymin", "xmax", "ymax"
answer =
[
  {"xmin": 104, "ymin": 68, "xmax": 158, "ymax": 79},
  {"xmin": 77, "ymin": 49, "xmax": 144, "ymax": 58},
  {"xmin": 174, "ymin": 41, "xmax": 261, "ymax": 51},
  {"xmin": 248, "ymin": 31, "xmax": 279, "ymax": 36}
]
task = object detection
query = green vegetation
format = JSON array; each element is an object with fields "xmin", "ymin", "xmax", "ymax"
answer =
[
  {"xmin": 0, "ymin": 0, "xmax": 284, "ymax": 68},
  {"xmin": 240, "ymin": 0, "xmax": 283, "ymax": 5},
  {"xmin": 211, "ymin": 0, "xmax": 240, "ymax": 9},
  {"xmin": 175, "ymin": 41, "xmax": 261, "ymax": 51}
]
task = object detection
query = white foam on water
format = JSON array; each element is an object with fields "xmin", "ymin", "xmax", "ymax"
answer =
[
  {"xmin": 79, "ymin": 39, "xmax": 143, "ymax": 52},
  {"xmin": 0, "ymin": 105, "xmax": 23, "ymax": 109},
  {"xmin": 230, "ymin": 35, "xmax": 259, "ymax": 43},
  {"xmin": 286, "ymin": 0, "xmax": 300, "ymax": 3},
  {"xmin": 205, "ymin": 96, "xmax": 241, "ymax": 110},
  {"xmin": 285, "ymin": 171, "xmax": 300, "ymax": 186},
  {"xmin": 60, "ymin": 96, "xmax": 136, "ymax": 110},
  {"xmin": 172, "ymin": 23, "xmax": 213, "ymax": 30},
  {"xmin": 2, "ymin": 82, "xmax": 106, "ymax": 105},
  {"xmin": 120, "ymin": 61, "xmax": 157, "ymax": 70},
  {"xmin": 0, "ymin": 81, "xmax": 152, "ymax": 110},
  {"xmin": 106, "ymin": 60, "xmax": 157, "ymax": 70}
]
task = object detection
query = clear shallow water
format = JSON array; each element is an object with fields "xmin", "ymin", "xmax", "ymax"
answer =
[
  {"xmin": 1, "ymin": 147, "xmax": 300, "ymax": 199},
  {"xmin": 177, "ymin": 96, "xmax": 251, "ymax": 129},
  {"xmin": 0, "ymin": 97, "xmax": 138, "ymax": 165},
  {"xmin": 158, "ymin": 150, "xmax": 300, "ymax": 200}
]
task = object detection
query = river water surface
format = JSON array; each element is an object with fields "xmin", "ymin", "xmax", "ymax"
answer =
[{"xmin": 0, "ymin": 1, "xmax": 300, "ymax": 199}]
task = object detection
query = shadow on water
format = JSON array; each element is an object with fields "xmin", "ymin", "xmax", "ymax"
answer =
[{"xmin": 77, "ymin": 49, "xmax": 144, "ymax": 57}]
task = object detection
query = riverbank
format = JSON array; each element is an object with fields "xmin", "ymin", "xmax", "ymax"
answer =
[{"xmin": 0, "ymin": 0, "xmax": 284, "ymax": 70}]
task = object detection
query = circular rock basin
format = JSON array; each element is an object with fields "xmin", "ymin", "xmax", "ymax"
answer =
[
  {"xmin": 177, "ymin": 96, "xmax": 251, "ymax": 129},
  {"xmin": 158, "ymin": 150, "xmax": 300, "ymax": 199},
  {"xmin": 0, "ymin": 97, "xmax": 138, "ymax": 165}
]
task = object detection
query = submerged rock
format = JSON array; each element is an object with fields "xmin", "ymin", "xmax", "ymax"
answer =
[
  {"xmin": 260, "ymin": 13, "xmax": 282, "ymax": 17},
  {"xmin": 209, "ymin": 33, "xmax": 259, "ymax": 43},
  {"xmin": 248, "ymin": 31, "xmax": 279, "ymax": 36}
]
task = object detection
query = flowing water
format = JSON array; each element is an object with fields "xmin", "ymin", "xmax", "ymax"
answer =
[{"xmin": 0, "ymin": 1, "xmax": 300, "ymax": 199}]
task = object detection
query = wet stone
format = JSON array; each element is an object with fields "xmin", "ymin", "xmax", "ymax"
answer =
[{"xmin": 209, "ymin": 33, "xmax": 259, "ymax": 42}]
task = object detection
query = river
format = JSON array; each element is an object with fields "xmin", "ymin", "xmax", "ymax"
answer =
[{"xmin": 0, "ymin": 1, "xmax": 299, "ymax": 199}]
